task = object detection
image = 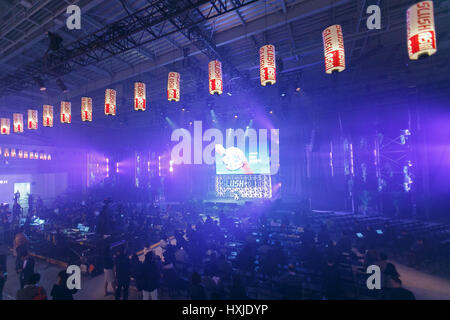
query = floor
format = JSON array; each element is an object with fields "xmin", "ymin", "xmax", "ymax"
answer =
[{"xmin": 2, "ymin": 245, "xmax": 449, "ymax": 300}]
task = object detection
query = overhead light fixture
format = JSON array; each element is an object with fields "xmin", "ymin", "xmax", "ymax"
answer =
[
  {"xmin": 56, "ymin": 78, "xmax": 68, "ymax": 93},
  {"xmin": 34, "ymin": 76, "xmax": 46, "ymax": 91}
]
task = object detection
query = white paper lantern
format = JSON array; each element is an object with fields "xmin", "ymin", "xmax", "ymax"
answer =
[
  {"xmin": 1, "ymin": 118, "xmax": 10, "ymax": 135},
  {"xmin": 407, "ymin": 1, "xmax": 437, "ymax": 60},
  {"xmin": 28, "ymin": 110, "xmax": 38, "ymax": 130},
  {"xmin": 61, "ymin": 101, "xmax": 71, "ymax": 123},
  {"xmin": 43, "ymin": 105, "xmax": 54, "ymax": 127},
  {"xmin": 134, "ymin": 82, "xmax": 146, "ymax": 111},
  {"xmin": 167, "ymin": 72, "xmax": 180, "ymax": 102},
  {"xmin": 208, "ymin": 60, "xmax": 223, "ymax": 95},
  {"xmin": 260, "ymin": 45, "xmax": 276, "ymax": 86},
  {"xmin": 322, "ymin": 24, "xmax": 346, "ymax": 74},
  {"xmin": 81, "ymin": 97, "xmax": 93, "ymax": 121},
  {"xmin": 105, "ymin": 89, "xmax": 117, "ymax": 115},
  {"xmin": 13, "ymin": 113, "xmax": 23, "ymax": 133}
]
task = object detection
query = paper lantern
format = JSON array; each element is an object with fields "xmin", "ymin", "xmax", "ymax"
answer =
[
  {"xmin": 407, "ymin": 1, "xmax": 437, "ymax": 60},
  {"xmin": 13, "ymin": 114, "xmax": 23, "ymax": 133},
  {"xmin": 208, "ymin": 60, "xmax": 223, "ymax": 95},
  {"xmin": 322, "ymin": 24, "xmax": 346, "ymax": 74},
  {"xmin": 167, "ymin": 72, "xmax": 180, "ymax": 102},
  {"xmin": 134, "ymin": 82, "xmax": 146, "ymax": 111},
  {"xmin": 1, "ymin": 118, "xmax": 10, "ymax": 135},
  {"xmin": 260, "ymin": 45, "xmax": 276, "ymax": 86},
  {"xmin": 61, "ymin": 101, "xmax": 71, "ymax": 123},
  {"xmin": 43, "ymin": 105, "xmax": 54, "ymax": 127},
  {"xmin": 28, "ymin": 110, "xmax": 38, "ymax": 129},
  {"xmin": 18, "ymin": 150, "xmax": 23, "ymax": 158},
  {"xmin": 105, "ymin": 89, "xmax": 117, "ymax": 115},
  {"xmin": 81, "ymin": 97, "xmax": 93, "ymax": 121},
  {"xmin": 24, "ymin": 151, "xmax": 29, "ymax": 159},
  {"xmin": 11, "ymin": 149, "xmax": 16, "ymax": 158},
  {"xmin": 4, "ymin": 148, "xmax": 9, "ymax": 157}
]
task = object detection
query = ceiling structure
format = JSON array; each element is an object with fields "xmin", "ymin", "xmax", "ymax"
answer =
[{"xmin": 0, "ymin": 0, "xmax": 449, "ymax": 139}]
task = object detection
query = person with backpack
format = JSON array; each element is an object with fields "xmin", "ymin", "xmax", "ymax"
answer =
[{"xmin": 16, "ymin": 273, "xmax": 47, "ymax": 300}]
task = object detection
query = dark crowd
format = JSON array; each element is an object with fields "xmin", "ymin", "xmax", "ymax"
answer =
[{"xmin": 2, "ymin": 189, "xmax": 448, "ymax": 300}]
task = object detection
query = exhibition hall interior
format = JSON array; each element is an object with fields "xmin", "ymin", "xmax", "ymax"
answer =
[{"xmin": 0, "ymin": 0, "xmax": 449, "ymax": 301}]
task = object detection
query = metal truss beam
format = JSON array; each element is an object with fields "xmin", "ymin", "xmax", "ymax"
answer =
[{"xmin": 0, "ymin": 0, "xmax": 258, "ymax": 96}]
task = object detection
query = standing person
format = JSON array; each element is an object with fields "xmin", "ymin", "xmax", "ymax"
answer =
[
  {"xmin": 142, "ymin": 252, "xmax": 160, "ymax": 300},
  {"xmin": 14, "ymin": 227, "xmax": 28, "ymax": 258},
  {"xmin": 103, "ymin": 251, "xmax": 116, "ymax": 296},
  {"xmin": 130, "ymin": 254, "xmax": 144, "ymax": 299},
  {"xmin": 189, "ymin": 272, "xmax": 206, "ymax": 300},
  {"xmin": 114, "ymin": 249, "xmax": 131, "ymax": 300},
  {"xmin": 322, "ymin": 257, "xmax": 343, "ymax": 300},
  {"xmin": 50, "ymin": 270, "xmax": 78, "ymax": 300},
  {"xmin": 17, "ymin": 251, "xmax": 35, "ymax": 289},
  {"xmin": 16, "ymin": 273, "xmax": 47, "ymax": 300},
  {"xmin": 0, "ymin": 254, "xmax": 7, "ymax": 300}
]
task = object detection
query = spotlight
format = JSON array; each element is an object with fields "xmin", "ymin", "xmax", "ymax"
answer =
[
  {"xmin": 181, "ymin": 108, "xmax": 185, "ymax": 112},
  {"xmin": 269, "ymin": 110, "xmax": 273, "ymax": 114},
  {"xmin": 234, "ymin": 114, "xmax": 238, "ymax": 119},
  {"xmin": 34, "ymin": 76, "xmax": 46, "ymax": 91},
  {"xmin": 56, "ymin": 79, "xmax": 68, "ymax": 93}
]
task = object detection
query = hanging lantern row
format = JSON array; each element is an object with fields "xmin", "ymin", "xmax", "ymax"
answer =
[
  {"xmin": 0, "ymin": 2, "xmax": 437, "ymax": 132},
  {"xmin": 407, "ymin": 1, "xmax": 437, "ymax": 60},
  {"xmin": 0, "ymin": 146, "xmax": 51, "ymax": 160}
]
